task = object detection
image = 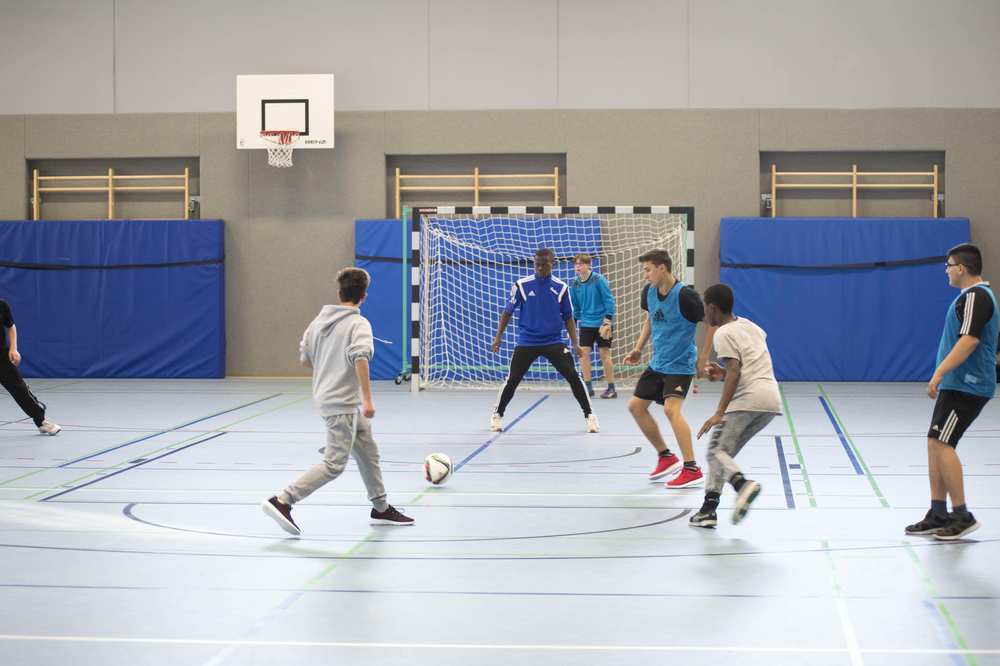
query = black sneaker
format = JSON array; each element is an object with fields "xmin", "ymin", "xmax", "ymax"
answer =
[
  {"xmin": 371, "ymin": 505, "xmax": 414, "ymax": 526},
  {"xmin": 904, "ymin": 509, "xmax": 950, "ymax": 536},
  {"xmin": 689, "ymin": 508, "xmax": 718, "ymax": 528},
  {"xmin": 262, "ymin": 496, "xmax": 301, "ymax": 535},
  {"xmin": 934, "ymin": 512, "xmax": 980, "ymax": 541},
  {"xmin": 732, "ymin": 480, "xmax": 761, "ymax": 525}
]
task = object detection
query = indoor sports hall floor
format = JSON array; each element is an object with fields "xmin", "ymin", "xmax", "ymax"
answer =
[{"xmin": 0, "ymin": 379, "xmax": 997, "ymax": 666}]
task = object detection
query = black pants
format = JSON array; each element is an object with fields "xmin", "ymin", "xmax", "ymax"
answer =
[
  {"xmin": 0, "ymin": 352, "xmax": 46, "ymax": 426},
  {"xmin": 495, "ymin": 344, "xmax": 592, "ymax": 417}
]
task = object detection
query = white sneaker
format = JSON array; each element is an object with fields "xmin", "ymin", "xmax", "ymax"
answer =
[
  {"xmin": 490, "ymin": 413, "xmax": 503, "ymax": 432},
  {"xmin": 586, "ymin": 413, "xmax": 600, "ymax": 433},
  {"xmin": 38, "ymin": 420, "xmax": 61, "ymax": 436}
]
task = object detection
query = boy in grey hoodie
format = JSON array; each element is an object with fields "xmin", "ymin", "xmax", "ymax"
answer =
[{"xmin": 262, "ymin": 268, "xmax": 413, "ymax": 534}]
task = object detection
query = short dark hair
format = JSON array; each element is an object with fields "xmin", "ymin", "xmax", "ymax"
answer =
[
  {"xmin": 574, "ymin": 253, "xmax": 592, "ymax": 265},
  {"xmin": 337, "ymin": 267, "xmax": 370, "ymax": 303},
  {"xmin": 947, "ymin": 243, "xmax": 983, "ymax": 276},
  {"xmin": 638, "ymin": 249, "xmax": 672, "ymax": 272},
  {"xmin": 535, "ymin": 248, "xmax": 555, "ymax": 260},
  {"xmin": 703, "ymin": 283, "xmax": 734, "ymax": 314}
]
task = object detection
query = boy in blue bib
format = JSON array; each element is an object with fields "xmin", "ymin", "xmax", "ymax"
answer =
[
  {"xmin": 623, "ymin": 250, "xmax": 710, "ymax": 488},
  {"xmin": 906, "ymin": 244, "xmax": 996, "ymax": 540}
]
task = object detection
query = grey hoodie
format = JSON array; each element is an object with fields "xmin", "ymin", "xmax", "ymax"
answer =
[{"xmin": 299, "ymin": 304, "xmax": 374, "ymax": 416}]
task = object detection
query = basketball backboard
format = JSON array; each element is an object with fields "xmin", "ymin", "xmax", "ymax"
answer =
[{"xmin": 236, "ymin": 74, "xmax": 334, "ymax": 150}]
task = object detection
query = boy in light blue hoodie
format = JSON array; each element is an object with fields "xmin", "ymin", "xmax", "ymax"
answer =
[
  {"xmin": 262, "ymin": 268, "xmax": 413, "ymax": 535},
  {"xmin": 570, "ymin": 254, "xmax": 617, "ymax": 398}
]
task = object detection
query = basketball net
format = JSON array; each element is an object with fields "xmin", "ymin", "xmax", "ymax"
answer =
[{"xmin": 260, "ymin": 131, "xmax": 300, "ymax": 168}]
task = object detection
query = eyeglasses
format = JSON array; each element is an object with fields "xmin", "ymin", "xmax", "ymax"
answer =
[{"xmin": 946, "ymin": 262, "xmax": 962, "ymax": 269}]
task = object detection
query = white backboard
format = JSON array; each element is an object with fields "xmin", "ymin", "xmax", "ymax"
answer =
[{"xmin": 237, "ymin": 74, "xmax": 334, "ymax": 150}]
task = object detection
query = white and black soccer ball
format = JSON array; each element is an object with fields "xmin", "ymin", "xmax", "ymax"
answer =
[{"xmin": 424, "ymin": 453, "xmax": 453, "ymax": 485}]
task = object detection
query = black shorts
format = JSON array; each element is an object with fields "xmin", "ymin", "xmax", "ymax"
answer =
[
  {"xmin": 579, "ymin": 326, "xmax": 612, "ymax": 348},
  {"xmin": 928, "ymin": 389, "xmax": 990, "ymax": 447},
  {"xmin": 633, "ymin": 368, "xmax": 693, "ymax": 404}
]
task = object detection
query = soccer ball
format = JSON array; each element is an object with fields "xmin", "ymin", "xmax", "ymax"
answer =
[{"xmin": 424, "ymin": 453, "xmax": 453, "ymax": 485}]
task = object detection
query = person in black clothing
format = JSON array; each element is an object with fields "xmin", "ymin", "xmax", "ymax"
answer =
[{"xmin": 1, "ymin": 299, "xmax": 61, "ymax": 435}]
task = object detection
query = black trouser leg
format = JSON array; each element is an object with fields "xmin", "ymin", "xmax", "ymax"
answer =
[
  {"xmin": 0, "ymin": 354, "xmax": 46, "ymax": 426},
  {"xmin": 544, "ymin": 345, "xmax": 592, "ymax": 416},
  {"xmin": 494, "ymin": 347, "xmax": 541, "ymax": 417}
]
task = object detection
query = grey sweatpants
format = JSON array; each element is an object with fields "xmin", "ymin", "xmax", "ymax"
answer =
[
  {"xmin": 278, "ymin": 411, "xmax": 389, "ymax": 512},
  {"xmin": 706, "ymin": 411, "xmax": 777, "ymax": 494}
]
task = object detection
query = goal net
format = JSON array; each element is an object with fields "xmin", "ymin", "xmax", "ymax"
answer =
[{"xmin": 413, "ymin": 206, "xmax": 693, "ymax": 390}]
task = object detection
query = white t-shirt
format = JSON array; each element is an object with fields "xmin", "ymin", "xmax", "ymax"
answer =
[{"xmin": 713, "ymin": 317, "xmax": 782, "ymax": 414}]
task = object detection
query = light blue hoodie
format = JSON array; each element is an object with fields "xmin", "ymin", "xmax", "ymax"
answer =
[{"xmin": 570, "ymin": 272, "xmax": 615, "ymax": 328}]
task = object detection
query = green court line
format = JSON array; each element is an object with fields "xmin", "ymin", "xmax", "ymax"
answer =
[
  {"xmin": 817, "ymin": 384, "xmax": 890, "ymax": 508},
  {"xmin": 903, "ymin": 542, "xmax": 978, "ymax": 666},
  {"xmin": 778, "ymin": 384, "xmax": 817, "ymax": 507},
  {"xmin": 21, "ymin": 394, "xmax": 310, "ymax": 501}
]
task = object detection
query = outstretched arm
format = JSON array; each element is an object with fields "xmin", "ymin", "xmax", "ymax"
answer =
[
  {"xmin": 698, "ymin": 357, "xmax": 741, "ymax": 438},
  {"xmin": 492, "ymin": 311, "xmax": 512, "ymax": 353}
]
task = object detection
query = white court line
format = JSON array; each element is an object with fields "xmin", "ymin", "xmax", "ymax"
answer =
[
  {"xmin": 835, "ymin": 596, "xmax": 865, "ymax": 666},
  {"xmin": 0, "ymin": 635, "xmax": 998, "ymax": 654}
]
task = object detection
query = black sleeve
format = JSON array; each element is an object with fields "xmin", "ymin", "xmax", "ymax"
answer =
[
  {"xmin": 955, "ymin": 287, "xmax": 995, "ymax": 339},
  {"xmin": 0, "ymin": 300, "xmax": 12, "ymax": 328},
  {"xmin": 640, "ymin": 286, "xmax": 648, "ymax": 312},
  {"xmin": 679, "ymin": 286, "xmax": 704, "ymax": 324}
]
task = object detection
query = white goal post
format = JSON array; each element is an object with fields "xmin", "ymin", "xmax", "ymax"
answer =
[{"xmin": 409, "ymin": 205, "xmax": 695, "ymax": 391}]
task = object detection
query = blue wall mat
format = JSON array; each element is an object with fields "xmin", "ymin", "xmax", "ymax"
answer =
[
  {"xmin": 0, "ymin": 220, "xmax": 225, "ymax": 378},
  {"xmin": 355, "ymin": 219, "xmax": 408, "ymax": 380},
  {"xmin": 719, "ymin": 217, "xmax": 970, "ymax": 381}
]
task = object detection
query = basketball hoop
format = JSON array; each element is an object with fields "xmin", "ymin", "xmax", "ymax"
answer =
[{"xmin": 260, "ymin": 130, "xmax": 300, "ymax": 168}]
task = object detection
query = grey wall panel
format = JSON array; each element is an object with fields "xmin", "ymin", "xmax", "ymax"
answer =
[
  {"xmin": 385, "ymin": 111, "xmax": 565, "ymax": 154},
  {"xmin": 428, "ymin": 0, "xmax": 558, "ymax": 109},
  {"xmin": 25, "ymin": 114, "xmax": 198, "ymax": 158},
  {"xmin": 114, "ymin": 0, "xmax": 429, "ymax": 113},
  {"xmin": 198, "ymin": 113, "xmax": 249, "ymax": 221},
  {"xmin": 229, "ymin": 111, "xmax": 385, "ymax": 375},
  {"xmin": 0, "ymin": 116, "xmax": 26, "ymax": 218},
  {"xmin": 690, "ymin": 0, "xmax": 1000, "ymax": 109},
  {"xmin": 25, "ymin": 116, "xmax": 116, "ymax": 158},
  {"xmin": 0, "ymin": 1, "xmax": 114, "ymax": 114},
  {"xmin": 561, "ymin": 109, "xmax": 759, "ymax": 288},
  {"xmin": 557, "ymin": 0, "xmax": 689, "ymax": 109}
]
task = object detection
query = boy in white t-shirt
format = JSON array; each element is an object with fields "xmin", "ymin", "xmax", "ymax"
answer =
[{"xmin": 690, "ymin": 283, "xmax": 781, "ymax": 528}]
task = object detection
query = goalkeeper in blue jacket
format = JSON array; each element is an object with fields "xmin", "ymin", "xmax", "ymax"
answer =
[{"xmin": 570, "ymin": 253, "xmax": 618, "ymax": 398}]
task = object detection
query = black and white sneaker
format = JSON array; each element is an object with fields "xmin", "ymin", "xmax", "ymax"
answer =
[
  {"xmin": 904, "ymin": 509, "xmax": 951, "ymax": 536},
  {"xmin": 732, "ymin": 480, "xmax": 761, "ymax": 525},
  {"xmin": 689, "ymin": 508, "xmax": 718, "ymax": 528},
  {"xmin": 371, "ymin": 505, "xmax": 414, "ymax": 526},
  {"xmin": 38, "ymin": 420, "xmax": 61, "ymax": 436},
  {"xmin": 262, "ymin": 496, "xmax": 301, "ymax": 535},
  {"xmin": 934, "ymin": 513, "xmax": 980, "ymax": 541}
]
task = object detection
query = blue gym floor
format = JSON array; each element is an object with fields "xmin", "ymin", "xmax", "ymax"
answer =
[{"xmin": 1, "ymin": 379, "xmax": 997, "ymax": 665}]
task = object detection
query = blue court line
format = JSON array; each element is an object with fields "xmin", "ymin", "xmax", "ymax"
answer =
[
  {"xmin": 818, "ymin": 395, "xmax": 863, "ymax": 475},
  {"xmin": 56, "ymin": 393, "xmax": 281, "ymax": 468},
  {"xmin": 774, "ymin": 436, "xmax": 796, "ymax": 509},
  {"xmin": 40, "ymin": 432, "xmax": 228, "ymax": 502},
  {"xmin": 453, "ymin": 396, "xmax": 549, "ymax": 472}
]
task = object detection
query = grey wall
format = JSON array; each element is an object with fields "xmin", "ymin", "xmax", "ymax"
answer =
[
  {"xmin": 2, "ymin": 109, "xmax": 1000, "ymax": 375},
  {"xmin": 3, "ymin": 0, "xmax": 1000, "ymax": 113}
]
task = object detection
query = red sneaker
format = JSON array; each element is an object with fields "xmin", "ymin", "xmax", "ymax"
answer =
[
  {"xmin": 666, "ymin": 465, "xmax": 704, "ymax": 489},
  {"xmin": 649, "ymin": 453, "xmax": 682, "ymax": 480}
]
